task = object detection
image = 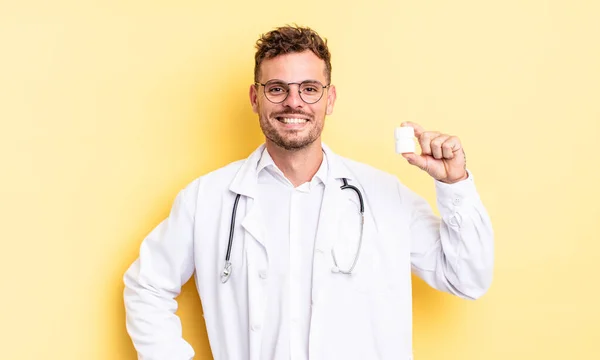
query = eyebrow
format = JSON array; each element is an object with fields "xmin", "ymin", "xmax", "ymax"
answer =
[{"xmin": 265, "ymin": 79, "xmax": 323, "ymax": 84}]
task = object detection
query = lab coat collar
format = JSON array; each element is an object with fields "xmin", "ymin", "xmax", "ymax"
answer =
[
  {"xmin": 257, "ymin": 147, "xmax": 329, "ymax": 188},
  {"xmin": 322, "ymin": 143, "xmax": 354, "ymax": 182},
  {"xmin": 228, "ymin": 144, "xmax": 265, "ymax": 199},
  {"xmin": 228, "ymin": 142, "xmax": 354, "ymax": 198}
]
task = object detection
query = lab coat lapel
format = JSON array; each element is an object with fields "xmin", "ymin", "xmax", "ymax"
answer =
[
  {"xmin": 229, "ymin": 144, "xmax": 268, "ymax": 250},
  {"xmin": 311, "ymin": 145, "xmax": 355, "ymax": 302},
  {"xmin": 240, "ymin": 199, "xmax": 266, "ymax": 249},
  {"xmin": 313, "ymin": 178, "xmax": 345, "ymax": 253},
  {"xmin": 228, "ymin": 144, "xmax": 271, "ymax": 360}
]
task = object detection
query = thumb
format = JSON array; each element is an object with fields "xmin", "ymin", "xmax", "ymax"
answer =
[{"xmin": 402, "ymin": 153, "xmax": 428, "ymax": 171}]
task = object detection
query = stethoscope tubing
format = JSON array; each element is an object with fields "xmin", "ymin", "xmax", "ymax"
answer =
[{"xmin": 221, "ymin": 178, "xmax": 364, "ymax": 283}]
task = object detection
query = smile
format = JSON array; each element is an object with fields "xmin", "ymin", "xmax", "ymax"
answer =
[{"xmin": 276, "ymin": 117, "xmax": 308, "ymax": 124}]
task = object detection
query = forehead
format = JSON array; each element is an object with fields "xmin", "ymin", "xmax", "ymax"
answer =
[{"xmin": 259, "ymin": 51, "xmax": 327, "ymax": 83}]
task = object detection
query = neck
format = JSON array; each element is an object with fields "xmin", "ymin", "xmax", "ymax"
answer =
[{"xmin": 265, "ymin": 140, "xmax": 323, "ymax": 187}]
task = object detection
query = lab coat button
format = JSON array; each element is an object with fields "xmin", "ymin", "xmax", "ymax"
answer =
[
  {"xmin": 452, "ymin": 198, "xmax": 461, "ymax": 206},
  {"xmin": 251, "ymin": 323, "xmax": 261, "ymax": 331},
  {"xmin": 259, "ymin": 270, "xmax": 268, "ymax": 279},
  {"xmin": 449, "ymin": 212, "xmax": 462, "ymax": 227}
]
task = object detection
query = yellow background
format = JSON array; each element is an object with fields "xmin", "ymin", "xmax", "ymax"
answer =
[{"xmin": 1, "ymin": 0, "xmax": 599, "ymax": 359}]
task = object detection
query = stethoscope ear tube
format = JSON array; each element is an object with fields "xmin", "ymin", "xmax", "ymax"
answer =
[
  {"xmin": 341, "ymin": 178, "xmax": 364, "ymax": 213},
  {"xmin": 330, "ymin": 212, "xmax": 364, "ymax": 274},
  {"xmin": 221, "ymin": 194, "xmax": 241, "ymax": 284}
]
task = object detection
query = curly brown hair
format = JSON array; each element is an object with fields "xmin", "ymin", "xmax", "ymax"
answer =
[{"xmin": 254, "ymin": 25, "xmax": 332, "ymax": 83}]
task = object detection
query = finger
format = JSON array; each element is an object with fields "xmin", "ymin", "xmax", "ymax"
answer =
[
  {"xmin": 430, "ymin": 134, "xmax": 450, "ymax": 160},
  {"xmin": 441, "ymin": 136, "xmax": 461, "ymax": 159},
  {"xmin": 401, "ymin": 121, "xmax": 425, "ymax": 138},
  {"xmin": 418, "ymin": 131, "xmax": 441, "ymax": 156},
  {"xmin": 402, "ymin": 153, "xmax": 429, "ymax": 171}
]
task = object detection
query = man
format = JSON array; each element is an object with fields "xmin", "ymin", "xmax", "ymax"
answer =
[{"xmin": 123, "ymin": 25, "xmax": 493, "ymax": 360}]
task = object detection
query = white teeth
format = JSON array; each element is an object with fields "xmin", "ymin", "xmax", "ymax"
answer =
[{"xmin": 280, "ymin": 118, "xmax": 307, "ymax": 124}]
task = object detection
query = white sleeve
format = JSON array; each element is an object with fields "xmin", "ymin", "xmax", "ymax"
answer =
[
  {"xmin": 123, "ymin": 186, "xmax": 197, "ymax": 359},
  {"xmin": 404, "ymin": 171, "xmax": 494, "ymax": 300}
]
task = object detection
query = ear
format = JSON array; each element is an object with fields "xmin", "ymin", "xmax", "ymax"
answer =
[
  {"xmin": 325, "ymin": 85, "xmax": 337, "ymax": 116},
  {"xmin": 249, "ymin": 84, "xmax": 259, "ymax": 113}
]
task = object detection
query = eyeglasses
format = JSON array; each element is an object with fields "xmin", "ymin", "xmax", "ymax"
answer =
[{"xmin": 255, "ymin": 79, "xmax": 330, "ymax": 104}]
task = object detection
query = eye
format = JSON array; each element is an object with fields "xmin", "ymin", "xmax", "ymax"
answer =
[
  {"xmin": 301, "ymin": 82, "xmax": 322, "ymax": 93},
  {"xmin": 266, "ymin": 84, "xmax": 287, "ymax": 94}
]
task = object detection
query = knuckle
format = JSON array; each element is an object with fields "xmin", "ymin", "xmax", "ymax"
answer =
[
  {"xmin": 432, "ymin": 138, "xmax": 444, "ymax": 147},
  {"xmin": 422, "ymin": 132, "xmax": 436, "ymax": 141}
]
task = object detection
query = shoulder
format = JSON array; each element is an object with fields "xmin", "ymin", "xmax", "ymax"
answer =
[
  {"xmin": 337, "ymin": 155, "xmax": 399, "ymax": 186},
  {"xmin": 334, "ymin": 154, "xmax": 420, "ymax": 207},
  {"xmin": 179, "ymin": 159, "xmax": 245, "ymax": 201}
]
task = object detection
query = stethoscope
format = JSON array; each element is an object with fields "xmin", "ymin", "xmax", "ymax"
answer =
[{"xmin": 221, "ymin": 178, "xmax": 365, "ymax": 283}]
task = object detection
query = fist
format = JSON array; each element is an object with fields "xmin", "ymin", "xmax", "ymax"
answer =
[{"xmin": 400, "ymin": 122, "xmax": 468, "ymax": 184}]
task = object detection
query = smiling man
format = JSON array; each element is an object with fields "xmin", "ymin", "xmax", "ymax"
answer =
[
  {"xmin": 250, "ymin": 47, "xmax": 335, "ymax": 187},
  {"xmin": 252, "ymin": 51, "xmax": 332, "ymax": 150},
  {"xmin": 124, "ymin": 25, "xmax": 494, "ymax": 360}
]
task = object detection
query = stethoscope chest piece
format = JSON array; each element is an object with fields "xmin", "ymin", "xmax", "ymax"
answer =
[{"xmin": 221, "ymin": 261, "xmax": 232, "ymax": 283}]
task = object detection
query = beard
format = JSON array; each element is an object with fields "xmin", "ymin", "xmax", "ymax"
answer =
[{"xmin": 259, "ymin": 109, "xmax": 324, "ymax": 151}]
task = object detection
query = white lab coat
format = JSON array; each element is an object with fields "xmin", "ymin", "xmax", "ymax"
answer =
[{"xmin": 123, "ymin": 143, "xmax": 494, "ymax": 360}]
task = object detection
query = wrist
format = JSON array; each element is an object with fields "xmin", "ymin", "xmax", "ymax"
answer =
[{"xmin": 440, "ymin": 171, "xmax": 468, "ymax": 184}]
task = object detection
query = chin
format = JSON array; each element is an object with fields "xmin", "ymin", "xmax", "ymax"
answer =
[{"xmin": 280, "ymin": 138, "xmax": 319, "ymax": 151}]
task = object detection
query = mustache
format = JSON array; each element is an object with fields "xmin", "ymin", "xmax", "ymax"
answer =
[{"xmin": 270, "ymin": 110, "xmax": 313, "ymax": 120}]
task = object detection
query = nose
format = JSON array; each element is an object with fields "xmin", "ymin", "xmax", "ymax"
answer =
[{"xmin": 282, "ymin": 84, "xmax": 304, "ymax": 108}]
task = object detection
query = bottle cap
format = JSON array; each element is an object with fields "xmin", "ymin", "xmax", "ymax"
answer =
[{"xmin": 395, "ymin": 126, "xmax": 415, "ymax": 139}]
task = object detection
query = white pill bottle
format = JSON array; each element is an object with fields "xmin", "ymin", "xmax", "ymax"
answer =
[{"xmin": 395, "ymin": 126, "xmax": 416, "ymax": 154}]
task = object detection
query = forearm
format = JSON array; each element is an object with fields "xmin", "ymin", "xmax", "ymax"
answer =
[
  {"xmin": 124, "ymin": 260, "xmax": 195, "ymax": 360},
  {"xmin": 123, "ymin": 188, "xmax": 198, "ymax": 359},
  {"xmin": 408, "ymin": 172, "xmax": 494, "ymax": 299}
]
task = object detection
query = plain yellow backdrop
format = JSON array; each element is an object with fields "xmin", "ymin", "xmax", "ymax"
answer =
[{"xmin": 1, "ymin": 0, "xmax": 599, "ymax": 359}]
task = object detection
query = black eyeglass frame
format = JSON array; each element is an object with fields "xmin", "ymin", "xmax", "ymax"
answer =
[{"xmin": 254, "ymin": 80, "xmax": 331, "ymax": 104}]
